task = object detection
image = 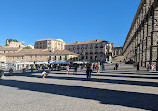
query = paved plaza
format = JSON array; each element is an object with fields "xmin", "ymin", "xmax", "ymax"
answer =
[{"xmin": 0, "ymin": 64, "xmax": 158, "ymax": 111}]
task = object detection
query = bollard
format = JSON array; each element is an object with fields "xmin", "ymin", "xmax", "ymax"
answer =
[
  {"xmin": 22, "ymin": 68, "xmax": 26, "ymax": 74},
  {"xmin": 9, "ymin": 68, "xmax": 13, "ymax": 76},
  {"xmin": 0, "ymin": 70, "xmax": 4, "ymax": 79}
]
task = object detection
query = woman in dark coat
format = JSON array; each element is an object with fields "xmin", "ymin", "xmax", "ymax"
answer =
[{"xmin": 86, "ymin": 64, "xmax": 92, "ymax": 80}]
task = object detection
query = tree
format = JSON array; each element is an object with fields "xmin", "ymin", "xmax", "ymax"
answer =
[
  {"xmin": 23, "ymin": 46, "xmax": 32, "ymax": 49},
  {"xmin": 6, "ymin": 39, "xmax": 18, "ymax": 46}
]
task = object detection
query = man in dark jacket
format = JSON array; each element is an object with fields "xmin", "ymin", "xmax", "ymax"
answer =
[{"xmin": 86, "ymin": 64, "xmax": 92, "ymax": 80}]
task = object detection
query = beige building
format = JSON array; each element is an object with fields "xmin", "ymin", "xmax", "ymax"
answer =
[
  {"xmin": 34, "ymin": 38, "xmax": 66, "ymax": 51},
  {"xmin": 0, "ymin": 47, "xmax": 21, "ymax": 63},
  {"xmin": 123, "ymin": 0, "xmax": 158, "ymax": 70},
  {"xmin": 65, "ymin": 39, "xmax": 113, "ymax": 62},
  {"xmin": 4, "ymin": 49, "xmax": 78, "ymax": 63},
  {"xmin": 7, "ymin": 41, "xmax": 25, "ymax": 48}
]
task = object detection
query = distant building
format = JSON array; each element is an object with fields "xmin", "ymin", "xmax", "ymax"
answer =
[
  {"xmin": 34, "ymin": 38, "xmax": 66, "ymax": 51},
  {"xmin": 0, "ymin": 47, "xmax": 78, "ymax": 64},
  {"xmin": 113, "ymin": 47, "xmax": 123, "ymax": 57},
  {"xmin": 7, "ymin": 41, "xmax": 25, "ymax": 48},
  {"xmin": 0, "ymin": 47, "xmax": 21, "ymax": 63},
  {"xmin": 27, "ymin": 45, "xmax": 34, "ymax": 49},
  {"xmin": 4, "ymin": 49, "xmax": 78, "ymax": 63},
  {"xmin": 65, "ymin": 39, "xmax": 113, "ymax": 62}
]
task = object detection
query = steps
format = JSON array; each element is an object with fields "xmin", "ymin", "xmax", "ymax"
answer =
[{"xmin": 112, "ymin": 56, "xmax": 124, "ymax": 63}]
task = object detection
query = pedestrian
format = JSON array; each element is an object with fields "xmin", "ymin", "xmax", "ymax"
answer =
[
  {"xmin": 102, "ymin": 63, "xmax": 105, "ymax": 71},
  {"xmin": 147, "ymin": 64, "xmax": 150, "ymax": 71},
  {"xmin": 96, "ymin": 64, "xmax": 100, "ymax": 73},
  {"xmin": 42, "ymin": 71, "xmax": 48, "ymax": 78},
  {"xmin": 115, "ymin": 63, "xmax": 119, "ymax": 70},
  {"xmin": 150, "ymin": 64, "xmax": 155, "ymax": 72},
  {"xmin": 42, "ymin": 65, "xmax": 45, "ymax": 71},
  {"xmin": 73, "ymin": 64, "xmax": 78, "ymax": 74},
  {"xmin": 137, "ymin": 62, "xmax": 139, "ymax": 71},
  {"xmin": 80, "ymin": 64, "xmax": 83, "ymax": 71},
  {"xmin": 86, "ymin": 64, "xmax": 92, "ymax": 80},
  {"xmin": 66, "ymin": 64, "xmax": 70, "ymax": 75},
  {"xmin": 93, "ymin": 63, "xmax": 95, "ymax": 70}
]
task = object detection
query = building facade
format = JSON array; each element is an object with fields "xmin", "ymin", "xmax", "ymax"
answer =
[
  {"xmin": 0, "ymin": 47, "xmax": 21, "ymax": 63},
  {"xmin": 123, "ymin": 0, "xmax": 158, "ymax": 70},
  {"xmin": 65, "ymin": 39, "xmax": 113, "ymax": 62},
  {"xmin": 113, "ymin": 47, "xmax": 123, "ymax": 57},
  {"xmin": 34, "ymin": 39, "xmax": 66, "ymax": 51},
  {"xmin": 7, "ymin": 41, "xmax": 25, "ymax": 48},
  {"xmin": 4, "ymin": 49, "xmax": 78, "ymax": 64}
]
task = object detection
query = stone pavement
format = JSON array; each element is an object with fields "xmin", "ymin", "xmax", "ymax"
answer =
[{"xmin": 0, "ymin": 64, "xmax": 158, "ymax": 111}]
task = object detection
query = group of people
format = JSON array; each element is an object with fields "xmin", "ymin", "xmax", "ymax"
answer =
[
  {"xmin": 92, "ymin": 63, "xmax": 105, "ymax": 72},
  {"xmin": 147, "ymin": 64, "xmax": 155, "ymax": 72},
  {"xmin": 136, "ymin": 62, "xmax": 156, "ymax": 72}
]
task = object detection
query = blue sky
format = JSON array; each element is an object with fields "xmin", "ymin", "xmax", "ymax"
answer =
[{"xmin": 0, "ymin": 0, "xmax": 140, "ymax": 46}]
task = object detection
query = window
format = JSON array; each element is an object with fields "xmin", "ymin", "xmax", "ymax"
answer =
[
  {"xmin": 22, "ymin": 56, "xmax": 24, "ymax": 60},
  {"xmin": 60, "ymin": 56, "xmax": 62, "ymax": 60},
  {"xmin": 40, "ymin": 56, "xmax": 42, "ymax": 60},
  {"xmin": 17, "ymin": 57, "xmax": 19, "ymax": 61},
  {"xmin": 55, "ymin": 56, "xmax": 56, "ymax": 60}
]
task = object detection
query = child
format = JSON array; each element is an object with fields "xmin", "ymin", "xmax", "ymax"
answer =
[
  {"xmin": 42, "ymin": 71, "xmax": 48, "ymax": 78},
  {"xmin": 66, "ymin": 64, "xmax": 70, "ymax": 75}
]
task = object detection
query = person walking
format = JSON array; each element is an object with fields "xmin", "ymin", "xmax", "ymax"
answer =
[
  {"xmin": 115, "ymin": 63, "xmax": 119, "ymax": 70},
  {"xmin": 73, "ymin": 64, "xmax": 78, "ymax": 74},
  {"xmin": 93, "ymin": 63, "xmax": 95, "ymax": 71},
  {"xmin": 66, "ymin": 64, "xmax": 70, "ymax": 75},
  {"xmin": 96, "ymin": 64, "xmax": 100, "ymax": 73},
  {"xmin": 86, "ymin": 64, "xmax": 92, "ymax": 80},
  {"xmin": 102, "ymin": 63, "xmax": 105, "ymax": 71},
  {"xmin": 150, "ymin": 64, "xmax": 155, "ymax": 72},
  {"xmin": 137, "ymin": 62, "xmax": 139, "ymax": 71}
]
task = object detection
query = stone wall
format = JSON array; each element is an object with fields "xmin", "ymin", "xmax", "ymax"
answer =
[{"xmin": 123, "ymin": 0, "xmax": 158, "ymax": 69}]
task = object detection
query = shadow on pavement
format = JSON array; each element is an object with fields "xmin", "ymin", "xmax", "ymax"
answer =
[
  {"xmin": 90, "ymin": 74, "xmax": 158, "ymax": 79},
  {"xmin": 11, "ymin": 72, "xmax": 158, "ymax": 87},
  {"xmin": 0, "ymin": 79, "xmax": 158, "ymax": 111}
]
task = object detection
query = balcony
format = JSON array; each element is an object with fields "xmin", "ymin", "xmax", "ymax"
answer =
[
  {"xmin": 100, "ymin": 46, "xmax": 104, "ymax": 48},
  {"xmin": 90, "ymin": 52, "xmax": 93, "ymax": 54},
  {"xmin": 95, "ymin": 46, "xmax": 98, "ymax": 48},
  {"xmin": 85, "ymin": 52, "xmax": 88, "ymax": 55},
  {"xmin": 95, "ymin": 52, "xmax": 98, "ymax": 54}
]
